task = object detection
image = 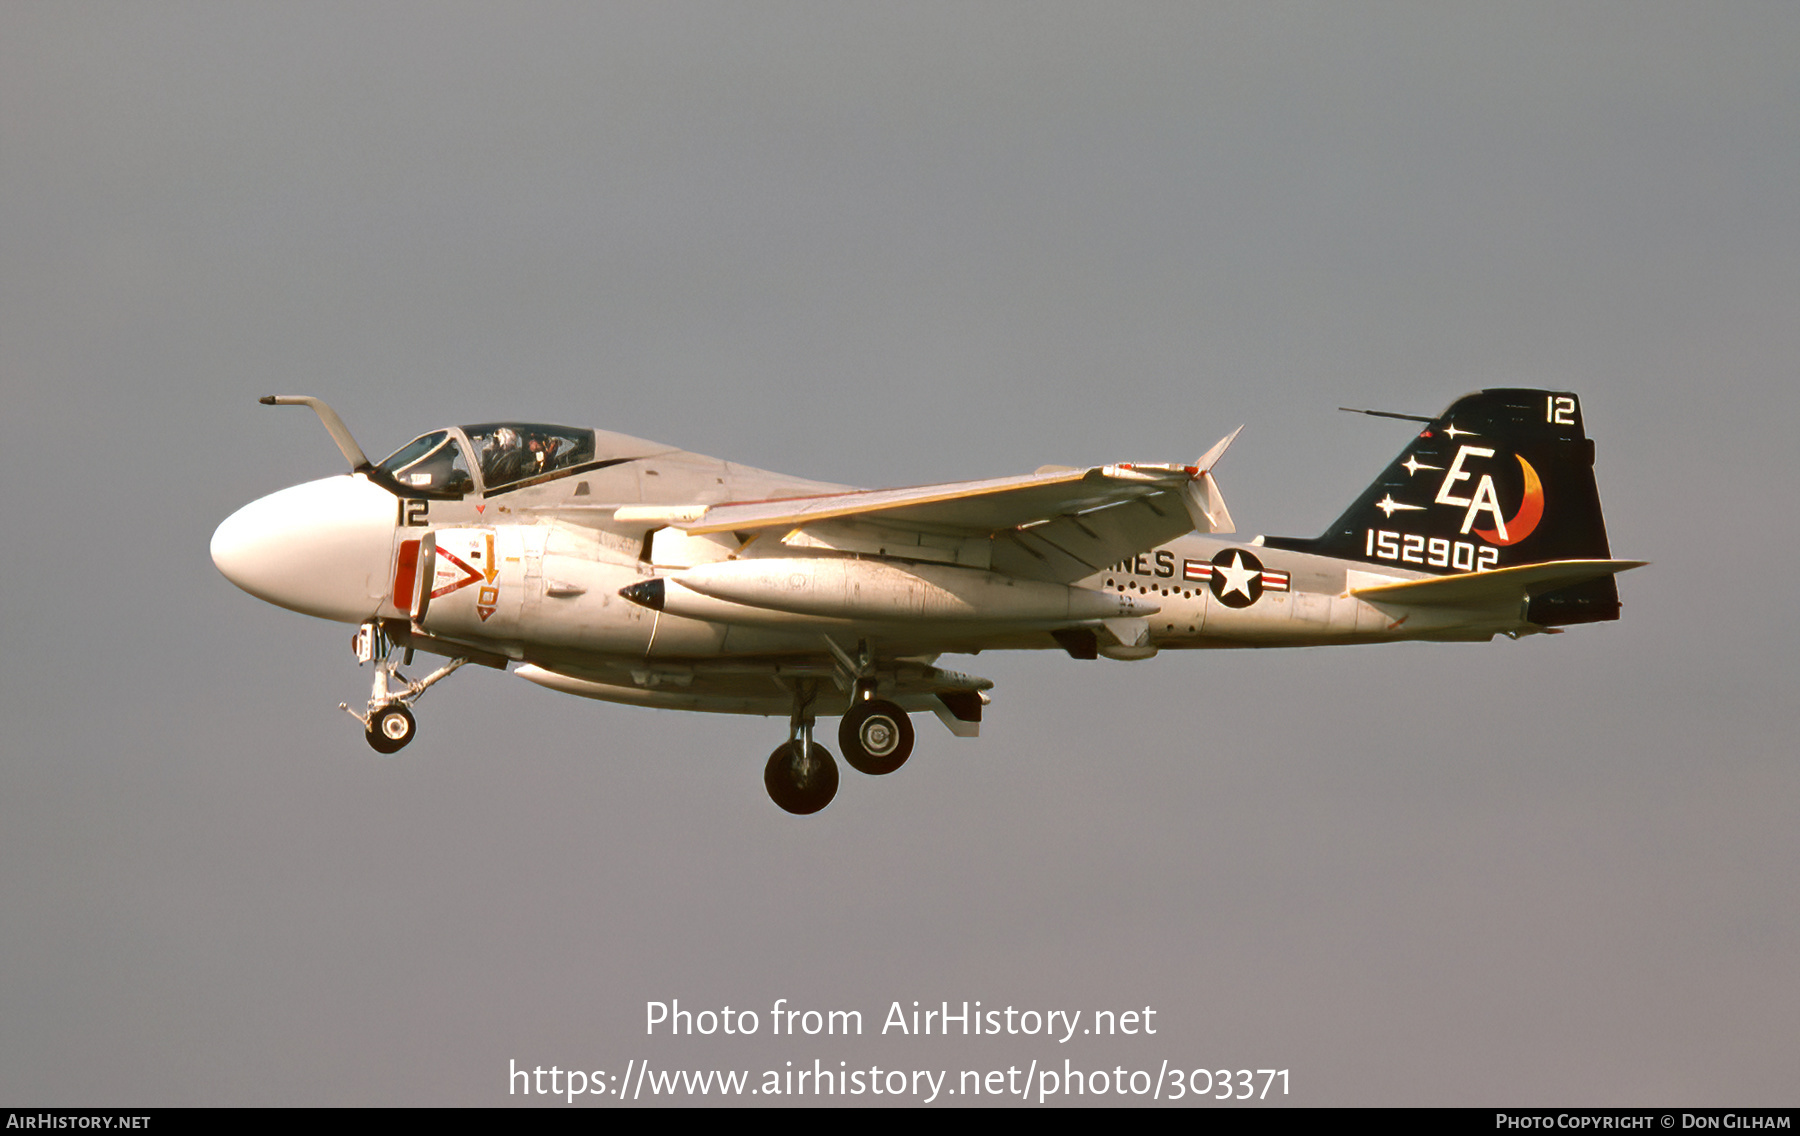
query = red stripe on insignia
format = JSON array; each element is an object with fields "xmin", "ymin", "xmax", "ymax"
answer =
[{"xmin": 1184, "ymin": 560, "xmax": 1211, "ymax": 580}]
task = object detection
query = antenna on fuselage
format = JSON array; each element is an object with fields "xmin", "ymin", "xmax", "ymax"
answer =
[
  {"xmin": 260, "ymin": 395, "xmax": 373, "ymax": 472},
  {"xmin": 1337, "ymin": 406, "xmax": 1434, "ymax": 423}
]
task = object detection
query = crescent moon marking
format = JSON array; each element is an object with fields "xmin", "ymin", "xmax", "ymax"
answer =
[{"xmin": 1475, "ymin": 455, "xmax": 1543, "ymax": 546}]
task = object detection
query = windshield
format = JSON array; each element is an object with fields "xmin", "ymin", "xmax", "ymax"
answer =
[
  {"xmin": 375, "ymin": 431, "xmax": 475, "ymax": 497},
  {"xmin": 462, "ymin": 423, "xmax": 596, "ymax": 491}
]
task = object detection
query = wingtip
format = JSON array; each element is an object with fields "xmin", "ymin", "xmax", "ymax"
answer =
[{"xmin": 1194, "ymin": 425, "xmax": 1244, "ymax": 472}]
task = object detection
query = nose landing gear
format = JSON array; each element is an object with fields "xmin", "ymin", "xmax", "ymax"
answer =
[{"xmin": 341, "ymin": 622, "xmax": 467, "ymax": 754}]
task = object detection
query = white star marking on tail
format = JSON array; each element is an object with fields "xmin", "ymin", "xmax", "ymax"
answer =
[{"xmin": 1375, "ymin": 494, "xmax": 1425, "ymax": 517}]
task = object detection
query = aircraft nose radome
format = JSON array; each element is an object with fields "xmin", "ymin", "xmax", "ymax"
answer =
[{"xmin": 211, "ymin": 475, "xmax": 397, "ymax": 623}]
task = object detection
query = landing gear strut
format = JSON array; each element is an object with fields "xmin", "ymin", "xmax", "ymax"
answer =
[
  {"xmin": 341, "ymin": 622, "xmax": 466, "ymax": 755},
  {"xmin": 764, "ymin": 680, "xmax": 838, "ymax": 814}
]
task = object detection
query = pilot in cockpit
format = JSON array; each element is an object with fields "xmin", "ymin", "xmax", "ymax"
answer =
[
  {"xmin": 481, "ymin": 426, "xmax": 530, "ymax": 485},
  {"xmin": 527, "ymin": 433, "xmax": 561, "ymax": 476}
]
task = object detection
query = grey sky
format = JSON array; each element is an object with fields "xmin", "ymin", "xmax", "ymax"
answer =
[{"xmin": 2, "ymin": 2, "xmax": 1796, "ymax": 1105}]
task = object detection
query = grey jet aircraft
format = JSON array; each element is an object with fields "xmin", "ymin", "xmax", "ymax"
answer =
[{"xmin": 212, "ymin": 389, "xmax": 1639, "ymax": 814}]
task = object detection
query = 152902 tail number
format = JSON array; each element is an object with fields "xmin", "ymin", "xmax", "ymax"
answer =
[{"xmin": 1365, "ymin": 529, "xmax": 1498, "ymax": 571}]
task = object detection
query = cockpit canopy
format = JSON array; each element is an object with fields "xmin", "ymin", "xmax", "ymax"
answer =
[
  {"xmin": 462, "ymin": 423, "xmax": 596, "ymax": 490},
  {"xmin": 375, "ymin": 423, "xmax": 597, "ymax": 498}
]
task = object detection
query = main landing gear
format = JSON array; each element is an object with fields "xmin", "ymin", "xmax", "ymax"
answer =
[
  {"xmin": 764, "ymin": 680, "xmax": 838, "ymax": 815},
  {"xmin": 764, "ymin": 740, "xmax": 838, "ymax": 816},
  {"xmin": 341, "ymin": 622, "xmax": 466, "ymax": 755},
  {"xmin": 839, "ymin": 693, "xmax": 913, "ymax": 776},
  {"xmin": 762, "ymin": 667, "xmax": 917, "ymax": 815}
]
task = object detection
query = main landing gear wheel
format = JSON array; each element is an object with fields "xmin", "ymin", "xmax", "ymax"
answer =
[
  {"xmin": 839, "ymin": 699, "xmax": 914, "ymax": 776},
  {"xmin": 365, "ymin": 704, "xmax": 416, "ymax": 754},
  {"xmin": 764, "ymin": 741, "xmax": 839, "ymax": 815}
]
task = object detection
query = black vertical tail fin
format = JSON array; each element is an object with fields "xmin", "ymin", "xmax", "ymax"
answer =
[{"xmin": 1262, "ymin": 389, "xmax": 1619, "ymax": 625}]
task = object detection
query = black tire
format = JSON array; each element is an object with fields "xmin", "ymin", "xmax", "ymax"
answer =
[
  {"xmin": 763, "ymin": 741, "xmax": 839, "ymax": 815},
  {"xmin": 838, "ymin": 699, "xmax": 914, "ymax": 776},
  {"xmin": 366, "ymin": 705, "xmax": 416, "ymax": 754}
]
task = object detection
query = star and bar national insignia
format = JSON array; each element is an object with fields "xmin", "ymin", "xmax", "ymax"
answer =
[{"xmin": 1183, "ymin": 549, "xmax": 1289, "ymax": 608}]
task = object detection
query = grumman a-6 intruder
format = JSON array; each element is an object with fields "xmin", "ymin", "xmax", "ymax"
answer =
[{"xmin": 212, "ymin": 389, "xmax": 1638, "ymax": 814}]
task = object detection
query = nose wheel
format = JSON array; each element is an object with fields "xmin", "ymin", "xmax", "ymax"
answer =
[
  {"xmin": 342, "ymin": 622, "xmax": 466, "ymax": 755},
  {"xmin": 366, "ymin": 704, "xmax": 416, "ymax": 754}
]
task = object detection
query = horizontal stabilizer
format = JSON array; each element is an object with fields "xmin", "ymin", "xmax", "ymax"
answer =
[{"xmin": 1350, "ymin": 559, "xmax": 1645, "ymax": 608}]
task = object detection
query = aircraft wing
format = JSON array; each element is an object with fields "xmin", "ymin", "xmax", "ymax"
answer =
[{"xmin": 642, "ymin": 433, "xmax": 1239, "ymax": 585}]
